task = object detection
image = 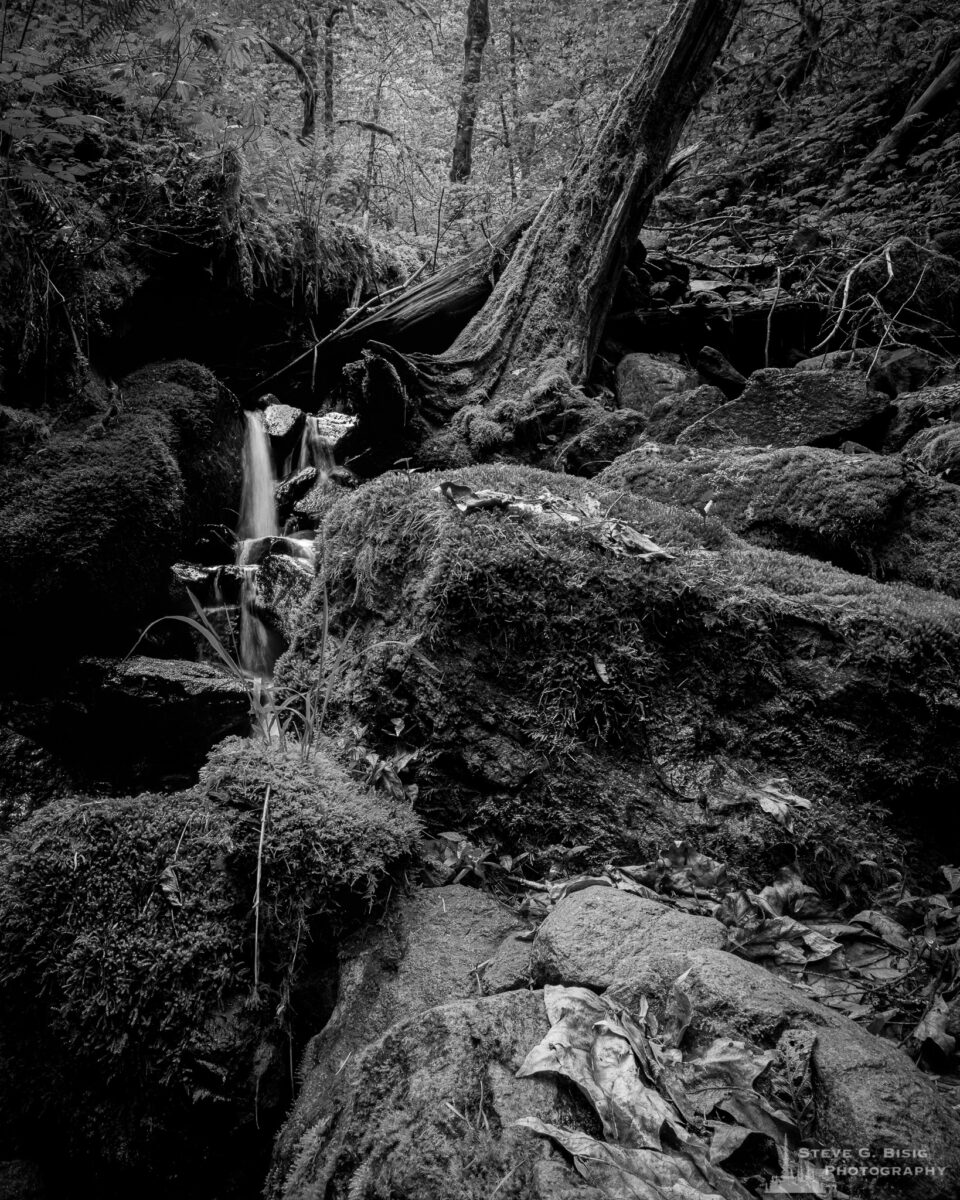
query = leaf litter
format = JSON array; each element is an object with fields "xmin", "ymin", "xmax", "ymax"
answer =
[
  {"xmin": 433, "ymin": 481, "xmax": 675, "ymax": 561},
  {"xmin": 514, "ymin": 984, "xmax": 819, "ymax": 1199},
  {"xmin": 416, "ymin": 808, "xmax": 960, "ymax": 1146}
]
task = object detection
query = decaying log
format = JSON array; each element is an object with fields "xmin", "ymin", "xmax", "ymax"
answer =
[{"xmin": 324, "ymin": 205, "xmax": 535, "ymax": 361}]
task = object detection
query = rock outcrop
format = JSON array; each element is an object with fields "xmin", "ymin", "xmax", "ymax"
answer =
[
  {"xmin": 883, "ymin": 381, "xmax": 960, "ymax": 451},
  {"xmin": 0, "ymin": 360, "xmax": 242, "ymax": 661},
  {"xmin": 279, "ymin": 463, "xmax": 960, "ymax": 859},
  {"xmin": 616, "ymin": 352, "xmax": 704, "ymax": 414},
  {"xmin": 676, "ymin": 367, "xmax": 891, "ymax": 449},
  {"xmin": 599, "ymin": 441, "xmax": 960, "ymax": 595},
  {"xmin": 267, "ymin": 884, "xmax": 960, "ymax": 1200},
  {"xmin": 268, "ymin": 885, "xmax": 530, "ymax": 1199}
]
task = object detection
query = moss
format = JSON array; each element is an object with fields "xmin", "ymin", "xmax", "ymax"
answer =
[
  {"xmin": 0, "ymin": 738, "xmax": 419, "ymax": 1194},
  {"xmin": 279, "ymin": 464, "xmax": 960, "ymax": 861},
  {"xmin": 122, "ymin": 360, "xmax": 242, "ymax": 516},
  {"xmin": 0, "ymin": 361, "xmax": 242, "ymax": 659},
  {"xmin": 600, "ymin": 443, "xmax": 960, "ymax": 596},
  {"xmin": 450, "ymin": 403, "xmax": 507, "ymax": 455},
  {"xmin": 903, "ymin": 423, "xmax": 960, "ymax": 483},
  {"xmin": 0, "ymin": 410, "xmax": 184, "ymax": 643}
]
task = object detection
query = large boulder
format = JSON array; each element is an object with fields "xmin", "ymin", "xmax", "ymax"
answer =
[
  {"xmin": 532, "ymin": 892, "xmax": 960, "ymax": 1198},
  {"xmin": 555, "ymin": 408, "xmax": 644, "ymax": 476},
  {"xmin": 793, "ymin": 345, "xmax": 951, "ymax": 397},
  {"xmin": 599, "ymin": 442, "xmax": 960, "ymax": 596},
  {"xmin": 262, "ymin": 400, "xmax": 306, "ymax": 460},
  {"xmin": 615, "ymin": 353, "xmax": 703, "ymax": 414},
  {"xmin": 645, "ymin": 384, "xmax": 726, "ymax": 443},
  {"xmin": 269, "ymin": 884, "xmax": 528, "ymax": 1197},
  {"xmin": 849, "ymin": 238, "xmax": 960, "ymax": 327},
  {"xmin": 676, "ymin": 367, "xmax": 891, "ymax": 449},
  {"xmin": 279, "ymin": 465, "xmax": 960, "ymax": 860},
  {"xmin": 883, "ymin": 382, "xmax": 960, "ymax": 452},
  {"xmin": 37, "ymin": 656, "xmax": 252, "ymax": 793},
  {"xmin": 268, "ymin": 883, "xmax": 960, "ymax": 1200},
  {"xmin": 270, "ymin": 989, "xmax": 593, "ymax": 1200},
  {"xmin": 0, "ymin": 360, "xmax": 242, "ymax": 661},
  {"xmin": 531, "ymin": 886, "xmax": 725, "ymax": 990},
  {"xmin": 0, "ymin": 738, "xmax": 420, "ymax": 1197},
  {"xmin": 254, "ymin": 554, "xmax": 316, "ymax": 640}
]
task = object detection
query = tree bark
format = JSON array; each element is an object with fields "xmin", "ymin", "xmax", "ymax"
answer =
[
  {"xmin": 868, "ymin": 38, "xmax": 960, "ymax": 162},
  {"xmin": 301, "ymin": 13, "xmax": 320, "ymax": 139},
  {"xmin": 323, "ymin": 3, "xmax": 344, "ymax": 133},
  {"xmin": 346, "ymin": 0, "xmax": 742, "ymax": 466},
  {"xmin": 450, "ymin": 0, "xmax": 490, "ymax": 183}
]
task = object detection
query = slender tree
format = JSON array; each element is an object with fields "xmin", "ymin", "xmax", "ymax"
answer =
[{"xmin": 449, "ymin": 0, "xmax": 490, "ymax": 182}]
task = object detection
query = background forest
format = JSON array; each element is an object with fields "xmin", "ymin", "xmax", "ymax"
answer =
[{"xmin": 1, "ymin": 0, "xmax": 958, "ymax": 410}]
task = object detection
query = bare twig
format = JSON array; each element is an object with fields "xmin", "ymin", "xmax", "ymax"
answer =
[
  {"xmin": 253, "ymin": 784, "xmax": 272, "ymax": 993},
  {"xmin": 764, "ymin": 265, "xmax": 781, "ymax": 367}
]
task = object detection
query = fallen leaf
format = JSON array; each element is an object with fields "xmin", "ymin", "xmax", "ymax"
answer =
[
  {"xmin": 516, "ymin": 1118, "xmax": 753, "ymax": 1200},
  {"xmin": 159, "ymin": 864, "xmax": 183, "ymax": 908},
  {"xmin": 912, "ymin": 997, "xmax": 957, "ymax": 1059}
]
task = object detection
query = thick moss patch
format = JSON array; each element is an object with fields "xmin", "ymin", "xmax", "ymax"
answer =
[
  {"xmin": 280, "ymin": 465, "xmax": 960, "ymax": 865},
  {"xmin": 0, "ymin": 360, "xmax": 242, "ymax": 659},
  {"xmin": 0, "ymin": 737, "xmax": 420, "ymax": 1198},
  {"xmin": 599, "ymin": 442, "xmax": 960, "ymax": 595}
]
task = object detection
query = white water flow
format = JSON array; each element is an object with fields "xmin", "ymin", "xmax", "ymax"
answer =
[
  {"xmin": 239, "ymin": 411, "xmax": 279, "ymax": 540},
  {"xmin": 298, "ymin": 416, "xmax": 336, "ymax": 477},
  {"xmin": 237, "ymin": 412, "xmax": 279, "ymax": 678}
]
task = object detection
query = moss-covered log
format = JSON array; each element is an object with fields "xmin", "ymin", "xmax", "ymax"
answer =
[
  {"xmin": 323, "ymin": 204, "xmax": 535, "ymax": 364},
  {"xmin": 342, "ymin": 0, "xmax": 742, "ymax": 469}
]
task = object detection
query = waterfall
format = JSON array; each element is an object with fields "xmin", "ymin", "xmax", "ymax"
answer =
[
  {"xmin": 237, "ymin": 411, "xmax": 278, "ymax": 678},
  {"xmin": 298, "ymin": 416, "xmax": 336, "ymax": 477},
  {"xmin": 239, "ymin": 411, "xmax": 279, "ymax": 540}
]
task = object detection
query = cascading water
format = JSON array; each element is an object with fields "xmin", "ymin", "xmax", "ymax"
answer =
[
  {"xmin": 237, "ymin": 412, "xmax": 280, "ymax": 678},
  {"xmin": 298, "ymin": 415, "xmax": 336, "ymax": 477},
  {"xmin": 239, "ymin": 411, "xmax": 279, "ymax": 541}
]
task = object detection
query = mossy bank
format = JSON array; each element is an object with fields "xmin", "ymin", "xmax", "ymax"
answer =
[{"xmin": 0, "ymin": 738, "xmax": 420, "ymax": 1200}]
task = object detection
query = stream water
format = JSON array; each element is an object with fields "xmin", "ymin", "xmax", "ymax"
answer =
[
  {"xmin": 234, "ymin": 411, "xmax": 335, "ymax": 679},
  {"xmin": 299, "ymin": 415, "xmax": 336, "ymax": 476},
  {"xmin": 237, "ymin": 412, "xmax": 281, "ymax": 678},
  {"xmin": 239, "ymin": 411, "xmax": 279, "ymax": 541}
]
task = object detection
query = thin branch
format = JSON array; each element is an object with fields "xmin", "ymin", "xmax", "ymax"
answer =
[{"xmin": 253, "ymin": 784, "xmax": 272, "ymax": 994}]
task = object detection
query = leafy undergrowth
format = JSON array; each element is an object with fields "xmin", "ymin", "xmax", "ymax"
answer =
[{"xmin": 0, "ymin": 737, "xmax": 419, "ymax": 1198}]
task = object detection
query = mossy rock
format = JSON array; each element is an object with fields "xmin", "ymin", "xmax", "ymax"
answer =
[
  {"xmin": 278, "ymin": 465, "xmax": 960, "ymax": 870},
  {"xmin": 0, "ymin": 737, "xmax": 420, "ymax": 1198},
  {"xmin": 0, "ymin": 361, "xmax": 241, "ymax": 659},
  {"xmin": 903, "ymin": 423, "xmax": 960, "ymax": 483},
  {"xmin": 599, "ymin": 442, "xmax": 960, "ymax": 596}
]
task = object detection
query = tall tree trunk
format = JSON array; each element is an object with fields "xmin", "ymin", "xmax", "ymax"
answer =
[
  {"xmin": 323, "ymin": 2, "xmax": 344, "ymax": 133},
  {"xmin": 346, "ymin": 0, "xmax": 742, "ymax": 467},
  {"xmin": 301, "ymin": 13, "xmax": 320, "ymax": 139},
  {"xmin": 450, "ymin": 0, "xmax": 490, "ymax": 183}
]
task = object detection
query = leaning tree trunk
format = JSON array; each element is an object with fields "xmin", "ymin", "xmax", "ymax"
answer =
[{"xmin": 346, "ymin": 0, "xmax": 742, "ymax": 467}]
